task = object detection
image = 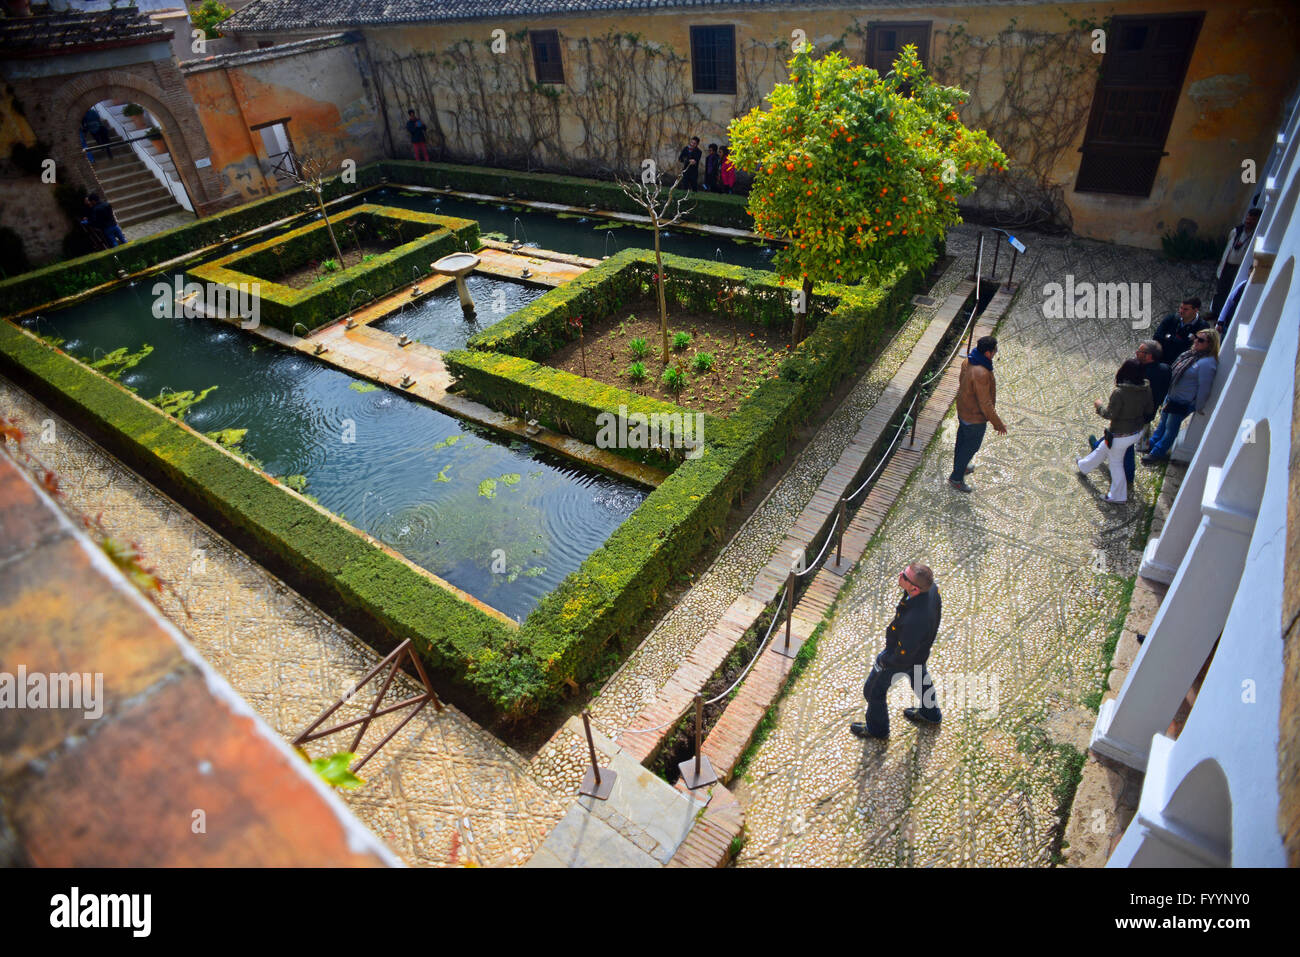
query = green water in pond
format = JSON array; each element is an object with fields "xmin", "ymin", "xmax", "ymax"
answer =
[{"xmin": 19, "ymin": 282, "xmax": 646, "ymax": 620}]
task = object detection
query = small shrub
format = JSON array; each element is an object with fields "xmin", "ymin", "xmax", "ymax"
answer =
[
  {"xmin": 321, "ymin": 258, "xmax": 341, "ymax": 272},
  {"xmin": 1161, "ymin": 228, "xmax": 1221, "ymax": 262},
  {"xmin": 629, "ymin": 336, "xmax": 649, "ymax": 359},
  {"xmin": 122, "ymin": 103, "xmax": 144, "ymax": 117},
  {"xmin": 691, "ymin": 351, "xmax": 715, "ymax": 373},
  {"xmin": 673, "ymin": 331, "xmax": 692, "ymax": 351},
  {"xmin": 628, "ymin": 361, "xmax": 647, "ymax": 382},
  {"xmin": 662, "ymin": 366, "xmax": 687, "ymax": 393}
]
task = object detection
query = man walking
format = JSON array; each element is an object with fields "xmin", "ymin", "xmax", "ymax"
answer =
[
  {"xmin": 406, "ymin": 109, "xmax": 430, "ymax": 162},
  {"xmin": 852, "ymin": 563, "xmax": 943, "ymax": 740},
  {"xmin": 949, "ymin": 335, "xmax": 1006, "ymax": 493}
]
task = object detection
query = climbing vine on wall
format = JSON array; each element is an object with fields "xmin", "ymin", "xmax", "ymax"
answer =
[{"xmin": 371, "ymin": 31, "xmax": 717, "ymax": 177}]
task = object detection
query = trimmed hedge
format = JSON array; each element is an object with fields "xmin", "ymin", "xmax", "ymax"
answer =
[
  {"xmin": 189, "ymin": 204, "xmax": 477, "ymax": 333},
  {"xmin": 0, "ymin": 319, "xmax": 551, "ymax": 714},
  {"xmin": 380, "ymin": 160, "xmax": 754, "ymax": 230},
  {"xmin": 462, "ymin": 248, "xmax": 825, "ymax": 360},
  {"xmin": 445, "ymin": 349, "xmax": 699, "ymax": 469},
  {"xmin": 444, "ymin": 251, "xmax": 925, "ymax": 710},
  {"xmin": 0, "ymin": 165, "xmax": 385, "ymax": 315}
]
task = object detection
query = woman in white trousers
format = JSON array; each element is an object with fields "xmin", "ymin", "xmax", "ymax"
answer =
[{"xmin": 1077, "ymin": 359, "xmax": 1155, "ymax": 503}]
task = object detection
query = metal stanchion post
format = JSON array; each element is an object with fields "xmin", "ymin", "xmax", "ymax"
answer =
[
  {"xmin": 990, "ymin": 237, "xmax": 1001, "ymax": 283},
  {"xmin": 1005, "ymin": 248, "xmax": 1019, "ymax": 290},
  {"xmin": 827, "ymin": 497, "xmax": 852, "ymax": 575},
  {"xmin": 578, "ymin": 709, "xmax": 616, "ymax": 800},
  {"xmin": 772, "ymin": 568, "xmax": 803, "ymax": 658},
  {"xmin": 677, "ymin": 693, "xmax": 718, "ymax": 789}
]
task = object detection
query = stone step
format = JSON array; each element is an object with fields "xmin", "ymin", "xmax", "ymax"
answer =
[{"xmin": 118, "ymin": 198, "xmax": 183, "ymax": 227}]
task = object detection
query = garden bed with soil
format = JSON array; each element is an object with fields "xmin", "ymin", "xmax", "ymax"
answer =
[
  {"xmin": 272, "ymin": 242, "xmax": 400, "ymax": 289},
  {"xmin": 542, "ymin": 298, "xmax": 793, "ymax": 416}
]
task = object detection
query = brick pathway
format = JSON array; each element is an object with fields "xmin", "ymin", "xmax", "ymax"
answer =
[{"xmin": 731, "ymin": 232, "xmax": 1215, "ymax": 867}]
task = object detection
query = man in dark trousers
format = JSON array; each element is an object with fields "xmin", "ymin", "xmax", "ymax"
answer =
[
  {"xmin": 678, "ymin": 136, "xmax": 702, "ymax": 190},
  {"xmin": 406, "ymin": 109, "xmax": 430, "ymax": 162},
  {"xmin": 949, "ymin": 335, "xmax": 1006, "ymax": 493},
  {"xmin": 1089, "ymin": 339, "xmax": 1170, "ymax": 485},
  {"xmin": 81, "ymin": 193, "xmax": 125, "ymax": 248},
  {"xmin": 852, "ymin": 563, "xmax": 943, "ymax": 740},
  {"xmin": 1152, "ymin": 297, "xmax": 1207, "ymax": 364}
]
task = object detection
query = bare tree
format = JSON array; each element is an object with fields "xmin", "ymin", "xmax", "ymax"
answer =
[
  {"xmin": 617, "ymin": 167, "xmax": 694, "ymax": 364},
  {"xmin": 290, "ymin": 154, "xmax": 346, "ymax": 267}
]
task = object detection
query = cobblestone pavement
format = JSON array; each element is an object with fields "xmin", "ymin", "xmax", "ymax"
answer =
[
  {"xmin": 0, "ymin": 379, "xmax": 566, "ymax": 868},
  {"xmin": 731, "ymin": 232, "xmax": 1215, "ymax": 867}
]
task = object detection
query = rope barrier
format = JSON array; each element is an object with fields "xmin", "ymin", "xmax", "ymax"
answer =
[
  {"xmin": 794, "ymin": 512, "xmax": 838, "ymax": 577},
  {"xmin": 704, "ymin": 587, "xmax": 788, "ymax": 706},
  {"xmin": 617, "ymin": 268, "xmax": 991, "ymax": 740}
]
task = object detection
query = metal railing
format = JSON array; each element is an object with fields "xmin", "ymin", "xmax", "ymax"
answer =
[
  {"xmin": 95, "ymin": 107, "xmax": 193, "ymax": 212},
  {"xmin": 292, "ymin": 638, "xmax": 444, "ymax": 773}
]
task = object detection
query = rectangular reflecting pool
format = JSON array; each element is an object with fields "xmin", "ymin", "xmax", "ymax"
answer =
[
  {"xmin": 373, "ymin": 274, "xmax": 548, "ymax": 351},
  {"xmin": 18, "ymin": 284, "xmax": 646, "ymax": 619}
]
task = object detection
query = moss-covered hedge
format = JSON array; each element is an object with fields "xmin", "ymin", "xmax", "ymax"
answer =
[
  {"xmin": 0, "ymin": 166, "xmax": 385, "ymax": 315},
  {"xmin": 444, "ymin": 252, "xmax": 925, "ymax": 710},
  {"xmin": 380, "ymin": 160, "xmax": 754, "ymax": 230},
  {"xmin": 462, "ymin": 249, "xmax": 825, "ymax": 360},
  {"xmin": 446, "ymin": 349, "xmax": 698, "ymax": 469},
  {"xmin": 0, "ymin": 319, "xmax": 553, "ymax": 713},
  {"xmin": 188, "ymin": 205, "xmax": 477, "ymax": 333}
]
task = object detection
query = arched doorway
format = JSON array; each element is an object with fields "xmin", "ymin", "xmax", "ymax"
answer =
[
  {"xmin": 50, "ymin": 73, "xmax": 225, "ymax": 221},
  {"xmin": 70, "ymin": 98, "xmax": 195, "ymax": 250}
]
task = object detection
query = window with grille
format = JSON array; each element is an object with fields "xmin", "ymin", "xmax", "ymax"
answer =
[
  {"xmin": 865, "ymin": 21, "xmax": 931, "ymax": 73},
  {"xmin": 530, "ymin": 30, "xmax": 564, "ymax": 85},
  {"xmin": 1076, "ymin": 14, "xmax": 1202, "ymax": 196},
  {"xmin": 690, "ymin": 25, "xmax": 736, "ymax": 95}
]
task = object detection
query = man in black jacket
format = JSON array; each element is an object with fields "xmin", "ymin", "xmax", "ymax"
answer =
[
  {"xmin": 678, "ymin": 136, "xmax": 701, "ymax": 191},
  {"xmin": 1152, "ymin": 298, "xmax": 1207, "ymax": 364},
  {"xmin": 853, "ymin": 563, "xmax": 943, "ymax": 740}
]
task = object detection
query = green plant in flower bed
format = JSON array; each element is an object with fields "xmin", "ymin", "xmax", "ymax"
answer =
[
  {"xmin": 628, "ymin": 360, "xmax": 647, "ymax": 382},
  {"xmin": 692, "ymin": 351, "xmax": 715, "ymax": 373},
  {"xmin": 673, "ymin": 331, "xmax": 691, "ymax": 351},
  {"xmin": 188, "ymin": 204, "xmax": 477, "ymax": 334},
  {"xmin": 662, "ymin": 365, "xmax": 687, "ymax": 392},
  {"xmin": 628, "ymin": 336, "xmax": 649, "ymax": 359}
]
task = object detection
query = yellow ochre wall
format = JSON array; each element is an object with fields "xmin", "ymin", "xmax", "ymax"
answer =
[{"xmin": 246, "ymin": 0, "xmax": 1300, "ymax": 247}]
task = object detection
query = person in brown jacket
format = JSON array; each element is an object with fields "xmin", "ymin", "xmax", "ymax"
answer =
[
  {"xmin": 949, "ymin": 335, "xmax": 1007, "ymax": 493},
  {"xmin": 1076, "ymin": 358, "xmax": 1155, "ymax": 504}
]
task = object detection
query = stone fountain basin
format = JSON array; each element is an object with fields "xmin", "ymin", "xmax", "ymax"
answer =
[{"xmin": 431, "ymin": 253, "xmax": 480, "ymax": 277}]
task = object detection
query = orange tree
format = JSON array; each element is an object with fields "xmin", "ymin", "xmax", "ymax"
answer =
[{"xmin": 728, "ymin": 44, "xmax": 1007, "ymax": 342}]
